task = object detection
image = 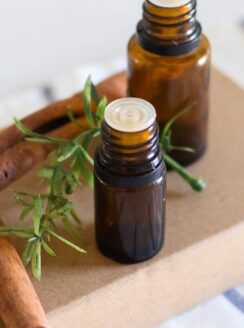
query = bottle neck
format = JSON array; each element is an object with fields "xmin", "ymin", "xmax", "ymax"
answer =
[
  {"xmin": 136, "ymin": 0, "xmax": 202, "ymax": 56},
  {"xmin": 97, "ymin": 121, "xmax": 163, "ymax": 176}
]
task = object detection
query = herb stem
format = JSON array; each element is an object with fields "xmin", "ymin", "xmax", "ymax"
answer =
[{"xmin": 164, "ymin": 153, "xmax": 206, "ymax": 192}]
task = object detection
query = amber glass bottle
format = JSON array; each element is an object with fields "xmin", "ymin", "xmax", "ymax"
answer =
[
  {"xmin": 94, "ymin": 98, "xmax": 166, "ymax": 264},
  {"xmin": 128, "ymin": 0, "xmax": 211, "ymax": 165}
]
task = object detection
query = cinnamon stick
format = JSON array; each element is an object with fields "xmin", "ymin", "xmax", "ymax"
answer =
[
  {"xmin": 0, "ymin": 118, "xmax": 87, "ymax": 191},
  {"xmin": 0, "ymin": 219, "xmax": 48, "ymax": 328},
  {"xmin": 0, "ymin": 72, "xmax": 127, "ymax": 191},
  {"xmin": 0, "ymin": 72, "xmax": 127, "ymax": 155}
]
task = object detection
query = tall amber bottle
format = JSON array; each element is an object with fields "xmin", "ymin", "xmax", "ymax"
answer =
[
  {"xmin": 128, "ymin": 0, "xmax": 211, "ymax": 165},
  {"xmin": 94, "ymin": 98, "xmax": 166, "ymax": 264}
]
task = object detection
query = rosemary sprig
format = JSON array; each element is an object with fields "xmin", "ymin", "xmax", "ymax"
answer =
[
  {"xmin": 160, "ymin": 104, "xmax": 206, "ymax": 192},
  {"xmin": 0, "ymin": 192, "xmax": 86, "ymax": 280},
  {"xmin": 0, "ymin": 76, "xmax": 205, "ymax": 280},
  {"xmin": 0, "ymin": 77, "xmax": 106, "ymax": 280}
]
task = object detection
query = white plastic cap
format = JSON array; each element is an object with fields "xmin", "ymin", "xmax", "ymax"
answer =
[
  {"xmin": 149, "ymin": 0, "xmax": 190, "ymax": 8},
  {"xmin": 104, "ymin": 98, "xmax": 156, "ymax": 133}
]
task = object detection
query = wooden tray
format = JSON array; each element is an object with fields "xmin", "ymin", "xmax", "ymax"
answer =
[{"xmin": 0, "ymin": 69, "xmax": 243, "ymax": 328}]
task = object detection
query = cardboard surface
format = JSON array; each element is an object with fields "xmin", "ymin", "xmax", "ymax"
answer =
[{"xmin": 0, "ymin": 69, "xmax": 244, "ymax": 327}]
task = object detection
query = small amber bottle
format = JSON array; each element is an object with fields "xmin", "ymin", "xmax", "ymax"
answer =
[
  {"xmin": 128, "ymin": 0, "xmax": 211, "ymax": 165},
  {"xmin": 94, "ymin": 98, "xmax": 166, "ymax": 264}
]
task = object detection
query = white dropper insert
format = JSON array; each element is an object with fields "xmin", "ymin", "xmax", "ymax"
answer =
[
  {"xmin": 104, "ymin": 98, "xmax": 156, "ymax": 133},
  {"xmin": 149, "ymin": 0, "xmax": 190, "ymax": 8}
]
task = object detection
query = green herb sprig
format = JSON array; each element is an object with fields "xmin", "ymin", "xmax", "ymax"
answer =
[
  {"xmin": 1, "ymin": 191, "xmax": 86, "ymax": 280},
  {"xmin": 160, "ymin": 103, "xmax": 206, "ymax": 192},
  {"xmin": 0, "ymin": 76, "xmax": 205, "ymax": 280},
  {"xmin": 0, "ymin": 76, "xmax": 106, "ymax": 280}
]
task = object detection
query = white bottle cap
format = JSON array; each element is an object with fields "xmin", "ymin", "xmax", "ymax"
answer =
[
  {"xmin": 148, "ymin": 0, "xmax": 190, "ymax": 8},
  {"xmin": 104, "ymin": 98, "xmax": 156, "ymax": 133}
]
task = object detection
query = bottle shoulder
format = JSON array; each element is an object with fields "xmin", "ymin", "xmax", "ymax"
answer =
[{"xmin": 128, "ymin": 34, "xmax": 211, "ymax": 65}]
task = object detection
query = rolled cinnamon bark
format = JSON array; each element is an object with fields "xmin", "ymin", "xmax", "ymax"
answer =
[
  {"xmin": 0, "ymin": 118, "xmax": 87, "ymax": 191},
  {"xmin": 0, "ymin": 219, "xmax": 48, "ymax": 328},
  {"xmin": 0, "ymin": 72, "xmax": 127, "ymax": 155},
  {"xmin": 0, "ymin": 72, "xmax": 127, "ymax": 191}
]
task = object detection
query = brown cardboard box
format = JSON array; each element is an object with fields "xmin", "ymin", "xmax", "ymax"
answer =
[{"xmin": 0, "ymin": 69, "xmax": 243, "ymax": 328}]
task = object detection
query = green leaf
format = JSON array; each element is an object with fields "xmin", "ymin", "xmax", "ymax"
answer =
[
  {"xmin": 96, "ymin": 97, "xmax": 107, "ymax": 126},
  {"xmin": 71, "ymin": 152, "xmax": 82, "ymax": 176},
  {"xmin": 25, "ymin": 137, "xmax": 58, "ymax": 144},
  {"xmin": 57, "ymin": 144, "xmax": 80, "ymax": 162},
  {"xmin": 64, "ymin": 173, "xmax": 80, "ymax": 195},
  {"xmin": 91, "ymin": 82, "xmax": 101, "ymax": 105},
  {"xmin": 83, "ymin": 76, "xmax": 95, "ymax": 128},
  {"xmin": 32, "ymin": 241, "xmax": 42, "ymax": 280},
  {"xmin": 46, "ymin": 234, "xmax": 51, "ymax": 243},
  {"xmin": 91, "ymin": 129, "xmax": 101, "ymax": 138},
  {"xmin": 67, "ymin": 106, "xmax": 77, "ymax": 124},
  {"xmin": 14, "ymin": 194, "xmax": 32, "ymax": 207},
  {"xmin": 162, "ymin": 102, "xmax": 194, "ymax": 139},
  {"xmin": 14, "ymin": 118, "xmax": 67, "ymax": 145},
  {"xmin": 73, "ymin": 128, "xmax": 100, "ymax": 143},
  {"xmin": 56, "ymin": 200, "xmax": 73, "ymax": 218},
  {"xmin": 13, "ymin": 191, "xmax": 35, "ymax": 198},
  {"xmin": 51, "ymin": 165, "xmax": 63, "ymax": 195},
  {"xmin": 20, "ymin": 206, "xmax": 33, "ymax": 221},
  {"xmin": 28, "ymin": 236, "xmax": 38, "ymax": 243},
  {"xmin": 170, "ymin": 146, "xmax": 195, "ymax": 154},
  {"xmin": 160, "ymin": 102, "xmax": 197, "ymax": 155},
  {"xmin": 42, "ymin": 240, "xmax": 56, "ymax": 256},
  {"xmin": 70, "ymin": 149, "xmax": 93, "ymax": 187},
  {"xmin": 80, "ymin": 161, "xmax": 94, "ymax": 187},
  {"xmin": 33, "ymin": 195, "xmax": 43, "ymax": 236},
  {"xmin": 161, "ymin": 135, "xmax": 172, "ymax": 154},
  {"xmin": 0, "ymin": 227, "xmax": 33, "ymax": 238},
  {"xmin": 70, "ymin": 209, "xmax": 83, "ymax": 226},
  {"xmin": 14, "ymin": 118, "xmax": 38, "ymax": 136},
  {"xmin": 14, "ymin": 231, "xmax": 34, "ymax": 238},
  {"xmin": 67, "ymin": 107, "xmax": 85, "ymax": 129},
  {"xmin": 80, "ymin": 146, "xmax": 94, "ymax": 166},
  {"xmin": 82, "ymin": 134, "xmax": 92, "ymax": 151},
  {"xmin": 40, "ymin": 166, "xmax": 55, "ymax": 180},
  {"xmin": 49, "ymin": 230, "xmax": 86, "ymax": 254},
  {"xmin": 62, "ymin": 217, "xmax": 84, "ymax": 242},
  {"xmin": 22, "ymin": 240, "xmax": 36, "ymax": 267}
]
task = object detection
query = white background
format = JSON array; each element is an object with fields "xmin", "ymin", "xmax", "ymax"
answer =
[{"xmin": 0, "ymin": 0, "xmax": 243, "ymax": 97}]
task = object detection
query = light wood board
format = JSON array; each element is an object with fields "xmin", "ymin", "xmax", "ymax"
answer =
[{"xmin": 0, "ymin": 69, "xmax": 243, "ymax": 328}]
